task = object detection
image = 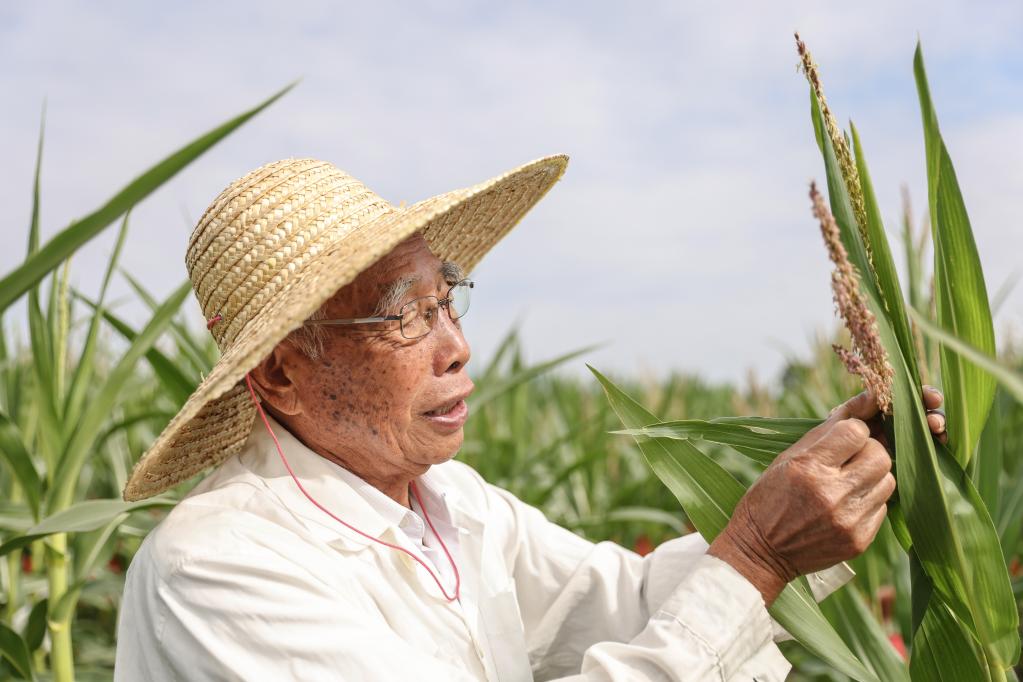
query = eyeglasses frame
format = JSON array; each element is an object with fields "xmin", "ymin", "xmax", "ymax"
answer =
[{"xmin": 302, "ymin": 279, "xmax": 474, "ymax": 340}]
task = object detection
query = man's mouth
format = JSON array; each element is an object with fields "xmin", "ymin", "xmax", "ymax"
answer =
[
  {"xmin": 425, "ymin": 400, "xmax": 461, "ymax": 416},
  {"xmin": 420, "ymin": 388, "xmax": 473, "ymax": 431}
]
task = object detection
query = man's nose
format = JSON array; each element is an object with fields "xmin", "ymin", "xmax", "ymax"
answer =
[{"xmin": 431, "ymin": 307, "xmax": 471, "ymax": 375}]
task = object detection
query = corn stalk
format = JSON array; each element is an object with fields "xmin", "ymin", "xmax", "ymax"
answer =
[{"xmin": 600, "ymin": 39, "xmax": 1021, "ymax": 680}]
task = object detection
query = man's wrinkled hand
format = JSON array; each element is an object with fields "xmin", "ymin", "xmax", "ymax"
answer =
[{"xmin": 707, "ymin": 386, "xmax": 945, "ymax": 606}]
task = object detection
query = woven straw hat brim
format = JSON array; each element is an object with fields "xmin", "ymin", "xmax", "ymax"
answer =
[{"xmin": 123, "ymin": 154, "xmax": 568, "ymax": 501}]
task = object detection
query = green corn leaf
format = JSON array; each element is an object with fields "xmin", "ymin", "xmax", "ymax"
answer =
[
  {"xmin": 882, "ymin": 311, "xmax": 1019, "ymax": 668},
  {"xmin": 810, "ymin": 92, "xmax": 882, "ymax": 305},
  {"xmin": 849, "ymin": 122, "xmax": 918, "ymax": 370},
  {"xmin": 23, "ymin": 598, "xmax": 48, "ymax": 652},
  {"xmin": 470, "ymin": 344, "xmax": 599, "ymax": 408},
  {"xmin": 0, "ymin": 410, "xmax": 42, "ymax": 520},
  {"xmin": 914, "ymin": 43, "xmax": 996, "ymax": 468},
  {"xmin": 63, "ymin": 213, "xmax": 132, "ymax": 431},
  {"xmin": 975, "ymin": 393, "xmax": 1004, "ymax": 515},
  {"xmin": 909, "ymin": 597, "xmax": 987, "ymax": 681},
  {"xmin": 809, "ymin": 75, "xmax": 1018, "ymax": 669},
  {"xmin": 0, "ymin": 623, "xmax": 36, "ymax": 681},
  {"xmin": 0, "ymin": 82, "xmax": 296, "ymax": 313},
  {"xmin": 613, "ymin": 416, "xmax": 820, "ymax": 466},
  {"xmin": 820, "ymin": 585, "xmax": 910, "ymax": 682},
  {"xmin": 0, "ymin": 498, "xmax": 175, "ymax": 558},
  {"xmin": 72, "ymin": 512, "xmax": 127, "ymax": 581},
  {"xmin": 909, "ymin": 307, "xmax": 1023, "ymax": 404},
  {"xmin": 121, "ymin": 270, "xmax": 213, "ymax": 377},
  {"xmin": 25, "ymin": 118, "xmax": 63, "ymax": 472},
  {"xmin": 92, "ymin": 410, "xmax": 178, "ymax": 456},
  {"xmin": 74, "ymin": 288, "xmax": 195, "ymax": 405},
  {"xmin": 997, "ymin": 469, "xmax": 1023, "ymax": 565},
  {"xmin": 590, "ymin": 366, "xmax": 879, "ymax": 682},
  {"xmin": 50, "ymin": 281, "xmax": 192, "ymax": 512}
]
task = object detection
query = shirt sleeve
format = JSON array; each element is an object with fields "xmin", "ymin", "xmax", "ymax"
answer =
[
  {"xmin": 114, "ymin": 541, "xmax": 481, "ymax": 682},
  {"xmin": 486, "ymin": 483, "xmax": 850, "ymax": 682}
]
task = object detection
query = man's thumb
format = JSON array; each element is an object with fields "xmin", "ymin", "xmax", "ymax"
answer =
[{"xmin": 829, "ymin": 389, "xmax": 879, "ymax": 423}]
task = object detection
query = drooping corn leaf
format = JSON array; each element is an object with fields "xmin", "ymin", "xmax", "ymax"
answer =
[
  {"xmin": 820, "ymin": 584, "xmax": 910, "ymax": 682},
  {"xmin": 590, "ymin": 366, "xmax": 879, "ymax": 682},
  {"xmin": 914, "ymin": 44, "xmax": 996, "ymax": 469},
  {"xmin": 0, "ymin": 498, "xmax": 175, "ymax": 558},
  {"xmin": 613, "ymin": 416, "xmax": 820, "ymax": 466},
  {"xmin": 0, "ymin": 82, "xmax": 296, "ymax": 313},
  {"xmin": 909, "ymin": 307, "xmax": 1023, "ymax": 404}
]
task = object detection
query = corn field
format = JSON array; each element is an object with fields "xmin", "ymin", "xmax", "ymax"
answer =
[{"xmin": 0, "ymin": 38, "xmax": 1021, "ymax": 681}]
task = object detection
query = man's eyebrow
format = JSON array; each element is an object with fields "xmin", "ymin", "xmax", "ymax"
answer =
[
  {"xmin": 440, "ymin": 261, "xmax": 464, "ymax": 284},
  {"xmin": 372, "ymin": 261, "xmax": 464, "ymax": 316},
  {"xmin": 373, "ymin": 274, "xmax": 420, "ymax": 317}
]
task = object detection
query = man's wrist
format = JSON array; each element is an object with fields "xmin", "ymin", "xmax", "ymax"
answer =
[{"xmin": 708, "ymin": 530, "xmax": 789, "ymax": 606}]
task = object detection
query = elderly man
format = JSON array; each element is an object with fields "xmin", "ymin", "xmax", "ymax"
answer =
[{"xmin": 114, "ymin": 156, "xmax": 944, "ymax": 681}]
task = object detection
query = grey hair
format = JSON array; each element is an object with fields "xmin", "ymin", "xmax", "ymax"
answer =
[
  {"xmin": 286, "ymin": 302, "xmax": 329, "ymax": 360},
  {"xmin": 286, "ymin": 260, "xmax": 465, "ymax": 360}
]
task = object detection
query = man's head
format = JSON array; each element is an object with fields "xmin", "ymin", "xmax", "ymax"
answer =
[{"xmin": 249, "ymin": 232, "xmax": 474, "ymax": 495}]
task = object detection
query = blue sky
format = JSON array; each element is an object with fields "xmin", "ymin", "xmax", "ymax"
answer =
[{"xmin": 2, "ymin": 1, "xmax": 1021, "ymax": 384}]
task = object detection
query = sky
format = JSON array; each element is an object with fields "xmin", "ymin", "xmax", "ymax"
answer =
[{"xmin": 2, "ymin": 1, "xmax": 1021, "ymax": 385}]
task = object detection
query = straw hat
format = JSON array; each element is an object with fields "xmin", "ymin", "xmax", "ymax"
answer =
[{"xmin": 123, "ymin": 154, "xmax": 568, "ymax": 501}]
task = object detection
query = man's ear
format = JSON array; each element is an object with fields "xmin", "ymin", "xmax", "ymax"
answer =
[{"xmin": 249, "ymin": 343, "xmax": 302, "ymax": 416}]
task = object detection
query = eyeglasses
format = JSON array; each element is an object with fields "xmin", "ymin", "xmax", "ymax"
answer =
[{"xmin": 303, "ymin": 279, "xmax": 474, "ymax": 340}]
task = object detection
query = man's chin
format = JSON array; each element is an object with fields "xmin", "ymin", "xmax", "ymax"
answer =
[{"xmin": 418, "ymin": 431, "xmax": 464, "ymax": 467}]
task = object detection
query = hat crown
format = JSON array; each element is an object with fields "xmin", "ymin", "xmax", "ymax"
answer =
[{"xmin": 186, "ymin": 158, "xmax": 394, "ymax": 348}]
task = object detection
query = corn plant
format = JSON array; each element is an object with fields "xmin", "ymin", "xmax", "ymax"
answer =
[
  {"xmin": 0, "ymin": 86, "xmax": 291, "ymax": 682},
  {"xmin": 600, "ymin": 38, "xmax": 1022, "ymax": 681}
]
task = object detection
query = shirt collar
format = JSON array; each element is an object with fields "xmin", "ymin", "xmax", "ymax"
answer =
[{"xmin": 236, "ymin": 413, "xmax": 460, "ymax": 551}]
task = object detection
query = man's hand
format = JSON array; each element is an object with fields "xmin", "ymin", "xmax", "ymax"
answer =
[{"xmin": 707, "ymin": 386, "xmax": 945, "ymax": 605}]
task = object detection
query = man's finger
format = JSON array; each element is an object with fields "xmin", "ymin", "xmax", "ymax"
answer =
[
  {"xmin": 860, "ymin": 472, "xmax": 897, "ymax": 510},
  {"xmin": 814, "ymin": 417, "xmax": 872, "ymax": 466},
  {"xmin": 926, "ymin": 409, "xmax": 946, "ymax": 436},
  {"xmin": 828, "ymin": 390, "xmax": 880, "ymax": 423},
  {"xmin": 923, "ymin": 386, "xmax": 943, "ymax": 411},
  {"xmin": 843, "ymin": 439, "xmax": 892, "ymax": 488}
]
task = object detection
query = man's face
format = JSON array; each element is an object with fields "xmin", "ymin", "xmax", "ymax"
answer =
[{"xmin": 262, "ymin": 233, "xmax": 474, "ymax": 485}]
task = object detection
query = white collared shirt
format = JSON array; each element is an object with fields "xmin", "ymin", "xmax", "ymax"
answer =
[
  {"xmin": 114, "ymin": 415, "xmax": 851, "ymax": 681},
  {"xmin": 329, "ymin": 460, "xmax": 462, "ymax": 600}
]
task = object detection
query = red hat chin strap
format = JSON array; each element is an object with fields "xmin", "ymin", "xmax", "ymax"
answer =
[{"xmin": 242, "ymin": 373, "xmax": 461, "ymax": 602}]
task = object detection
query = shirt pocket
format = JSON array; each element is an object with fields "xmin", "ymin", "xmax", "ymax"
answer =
[{"xmin": 481, "ymin": 583, "xmax": 533, "ymax": 682}]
